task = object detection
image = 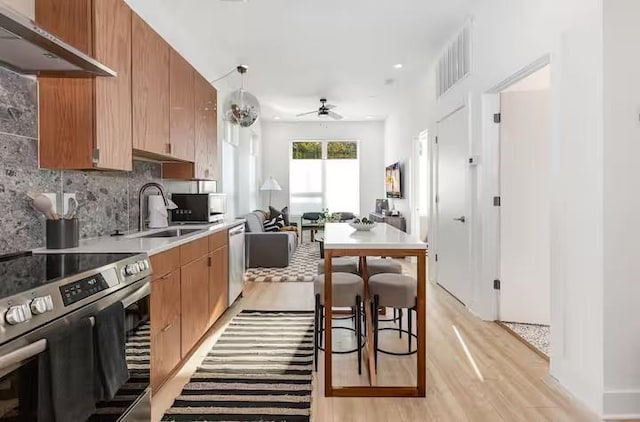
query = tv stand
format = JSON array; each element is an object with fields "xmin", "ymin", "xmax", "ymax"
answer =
[{"xmin": 369, "ymin": 212, "xmax": 407, "ymax": 232}]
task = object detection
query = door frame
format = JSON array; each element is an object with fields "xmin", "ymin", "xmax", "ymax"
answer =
[
  {"xmin": 480, "ymin": 54, "xmax": 552, "ymax": 321},
  {"xmin": 411, "ymin": 129, "xmax": 430, "ymax": 240},
  {"xmin": 432, "ymin": 96, "xmax": 473, "ymax": 304}
]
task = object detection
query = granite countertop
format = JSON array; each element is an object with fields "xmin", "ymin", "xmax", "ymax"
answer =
[{"xmin": 32, "ymin": 219, "xmax": 245, "ymax": 256}]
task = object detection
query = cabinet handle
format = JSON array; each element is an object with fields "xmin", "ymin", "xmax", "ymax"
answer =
[
  {"xmin": 160, "ymin": 273, "xmax": 171, "ymax": 280},
  {"xmin": 161, "ymin": 323, "xmax": 172, "ymax": 333},
  {"xmin": 166, "ymin": 143, "xmax": 172, "ymax": 154},
  {"xmin": 208, "ymin": 256, "xmax": 212, "ymax": 267}
]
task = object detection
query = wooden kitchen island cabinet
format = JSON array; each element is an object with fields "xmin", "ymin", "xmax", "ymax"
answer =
[{"xmin": 149, "ymin": 230, "xmax": 230, "ymax": 392}]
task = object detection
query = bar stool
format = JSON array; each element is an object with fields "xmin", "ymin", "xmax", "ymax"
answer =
[
  {"xmin": 362, "ymin": 258, "xmax": 404, "ymax": 328},
  {"xmin": 363, "ymin": 258, "xmax": 403, "ymax": 277},
  {"xmin": 368, "ymin": 273, "xmax": 418, "ymax": 369},
  {"xmin": 317, "ymin": 258, "xmax": 359, "ymax": 275},
  {"xmin": 313, "ymin": 272, "xmax": 366, "ymax": 374}
]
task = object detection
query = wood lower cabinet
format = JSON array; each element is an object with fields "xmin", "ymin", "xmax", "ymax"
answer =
[
  {"xmin": 209, "ymin": 246, "xmax": 228, "ymax": 326},
  {"xmin": 150, "ymin": 232, "xmax": 229, "ymax": 391},
  {"xmin": 150, "ymin": 269, "xmax": 181, "ymax": 391},
  {"xmin": 180, "ymin": 254, "xmax": 211, "ymax": 357},
  {"xmin": 132, "ymin": 12, "xmax": 170, "ymax": 157},
  {"xmin": 36, "ymin": 0, "xmax": 133, "ymax": 171}
]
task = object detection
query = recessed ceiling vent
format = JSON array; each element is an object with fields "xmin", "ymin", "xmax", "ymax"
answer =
[{"xmin": 436, "ymin": 23, "xmax": 471, "ymax": 97}]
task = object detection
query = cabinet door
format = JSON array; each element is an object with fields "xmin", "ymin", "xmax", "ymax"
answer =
[
  {"xmin": 180, "ymin": 254, "xmax": 210, "ymax": 357},
  {"xmin": 209, "ymin": 246, "xmax": 228, "ymax": 327},
  {"xmin": 194, "ymin": 73, "xmax": 213, "ymax": 179},
  {"xmin": 132, "ymin": 13, "xmax": 170, "ymax": 156},
  {"xmin": 94, "ymin": 0, "xmax": 132, "ymax": 171},
  {"xmin": 151, "ymin": 269, "xmax": 181, "ymax": 391},
  {"xmin": 169, "ymin": 49, "xmax": 195, "ymax": 162},
  {"xmin": 206, "ymin": 86, "xmax": 218, "ymax": 178}
]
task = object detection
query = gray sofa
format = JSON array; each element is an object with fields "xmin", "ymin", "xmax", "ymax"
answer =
[{"xmin": 243, "ymin": 211, "xmax": 298, "ymax": 268}]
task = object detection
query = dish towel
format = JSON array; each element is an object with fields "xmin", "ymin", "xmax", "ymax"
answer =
[
  {"xmin": 94, "ymin": 301, "xmax": 130, "ymax": 401},
  {"xmin": 38, "ymin": 318, "xmax": 96, "ymax": 422}
]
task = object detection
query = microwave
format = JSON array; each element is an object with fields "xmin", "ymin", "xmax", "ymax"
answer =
[{"xmin": 170, "ymin": 193, "xmax": 226, "ymax": 223}]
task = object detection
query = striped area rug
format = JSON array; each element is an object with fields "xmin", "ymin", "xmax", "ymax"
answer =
[{"xmin": 162, "ymin": 310, "xmax": 314, "ymax": 422}]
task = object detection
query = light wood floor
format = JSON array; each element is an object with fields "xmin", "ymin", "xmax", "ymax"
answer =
[{"xmin": 151, "ymin": 261, "xmax": 599, "ymax": 422}]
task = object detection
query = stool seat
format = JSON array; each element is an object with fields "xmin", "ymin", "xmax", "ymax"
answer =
[
  {"xmin": 369, "ymin": 273, "xmax": 417, "ymax": 308},
  {"xmin": 365, "ymin": 258, "xmax": 403, "ymax": 276},
  {"xmin": 314, "ymin": 273, "xmax": 364, "ymax": 307},
  {"xmin": 317, "ymin": 258, "xmax": 359, "ymax": 275}
]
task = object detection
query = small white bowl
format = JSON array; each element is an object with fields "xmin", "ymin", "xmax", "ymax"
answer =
[{"xmin": 349, "ymin": 222, "xmax": 377, "ymax": 231}]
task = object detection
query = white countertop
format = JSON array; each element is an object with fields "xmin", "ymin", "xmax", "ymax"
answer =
[
  {"xmin": 32, "ymin": 219, "xmax": 245, "ymax": 256},
  {"xmin": 323, "ymin": 222, "xmax": 426, "ymax": 250}
]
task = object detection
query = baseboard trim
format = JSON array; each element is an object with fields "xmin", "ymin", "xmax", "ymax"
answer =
[{"xmin": 603, "ymin": 389, "xmax": 640, "ymax": 419}]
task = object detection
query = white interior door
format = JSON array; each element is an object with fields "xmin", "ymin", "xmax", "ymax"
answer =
[
  {"xmin": 436, "ymin": 106, "xmax": 471, "ymax": 304},
  {"xmin": 499, "ymin": 89, "xmax": 551, "ymax": 325}
]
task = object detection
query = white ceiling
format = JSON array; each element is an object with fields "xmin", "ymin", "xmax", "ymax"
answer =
[{"xmin": 127, "ymin": 0, "xmax": 472, "ymax": 122}]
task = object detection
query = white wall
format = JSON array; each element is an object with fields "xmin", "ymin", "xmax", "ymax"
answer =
[
  {"xmin": 603, "ymin": 0, "xmax": 640, "ymax": 416},
  {"xmin": 261, "ymin": 121, "xmax": 385, "ymax": 216},
  {"xmin": 384, "ymin": 0, "xmax": 607, "ymax": 416},
  {"xmin": 1, "ymin": 0, "xmax": 34, "ymax": 18}
]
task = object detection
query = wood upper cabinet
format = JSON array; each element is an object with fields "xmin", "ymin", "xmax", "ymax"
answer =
[
  {"xmin": 36, "ymin": 0, "xmax": 132, "ymax": 171},
  {"xmin": 180, "ymin": 254, "xmax": 211, "ymax": 357},
  {"xmin": 132, "ymin": 13, "xmax": 170, "ymax": 157},
  {"xmin": 163, "ymin": 73, "xmax": 217, "ymax": 180},
  {"xmin": 169, "ymin": 49, "xmax": 195, "ymax": 162}
]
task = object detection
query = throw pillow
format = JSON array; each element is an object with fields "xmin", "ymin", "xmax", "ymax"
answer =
[
  {"xmin": 281, "ymin": 206, "xmax": 290, "ymax": 226},
  {"xmin": 268, "ymin": 206, "xmax": 282, "ymax": 221},
  {"xmin": 263, "ymin": 214, "xmax": 285, "ymax": 232}
]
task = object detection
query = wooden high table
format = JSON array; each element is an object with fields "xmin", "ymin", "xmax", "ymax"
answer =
[{"xmin": 323, "ymin": 222, "xmax": 427, "ymax": 397}]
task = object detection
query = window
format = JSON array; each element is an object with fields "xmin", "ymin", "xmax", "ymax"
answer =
[{"xmin": 289, "ymin": 140, "xmax": 359, "ymax": 216}]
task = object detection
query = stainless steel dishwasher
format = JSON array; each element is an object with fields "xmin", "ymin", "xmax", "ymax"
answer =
[{"xmin": 228, "ymin": 224, "xmax": 246, "ymax": 304}]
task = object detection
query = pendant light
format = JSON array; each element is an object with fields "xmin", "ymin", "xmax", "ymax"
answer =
[{"xmin": 222, "ymin": 65, "xmax": 261, "ymax": 128}]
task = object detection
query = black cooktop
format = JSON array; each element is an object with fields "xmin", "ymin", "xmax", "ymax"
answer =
[{"xmin": 0, "ymin": 253, "xmax": 137, "ymax": 299}]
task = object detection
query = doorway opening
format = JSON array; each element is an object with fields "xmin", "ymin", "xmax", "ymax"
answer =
[
  {"xmin": 496, "ymin": 64, "xmax": 551, "ymax": 358},
  {"xmin": 411, "ymin": 130, "xmax": 430, "ymax": 243}
]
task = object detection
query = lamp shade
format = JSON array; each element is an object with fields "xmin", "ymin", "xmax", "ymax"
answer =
[{"xmin": 260, "ymin": 177, "xmax": 282, "ymax": 191}]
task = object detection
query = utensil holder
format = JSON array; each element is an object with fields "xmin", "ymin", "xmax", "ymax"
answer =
[{"xmin": 46, "ymin": 218, "xmax": 79, "ymax": 249}]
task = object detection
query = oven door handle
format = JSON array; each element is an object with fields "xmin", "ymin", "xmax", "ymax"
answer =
[
  {"xmin": 0, "ymin": 282, "xmax": 150, "ymax": 372},
  {"xmin": 121, "ymin": 282, "xmax": 150, "ymax": 309}
]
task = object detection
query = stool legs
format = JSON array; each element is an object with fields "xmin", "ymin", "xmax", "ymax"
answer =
[
  {"xmin": 373, "ymin": 294, "xmax": 380, "ymax": 370},
  {"xmin": 314, "ymin": 294, "xmax": 321, "ymax": 372},
  {"xmin": 355, "ymin": 295, "xmax": 362, "ymax": 375}
]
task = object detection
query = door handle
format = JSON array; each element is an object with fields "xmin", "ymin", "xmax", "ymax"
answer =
[{"xmin": 453, "ymin": 216, "xmax": 466, "ymax": 223}]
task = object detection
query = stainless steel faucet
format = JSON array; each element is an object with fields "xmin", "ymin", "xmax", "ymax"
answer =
[{"xmin": 138, "ymin": 182, "xmax": 170, "ymax": 231}]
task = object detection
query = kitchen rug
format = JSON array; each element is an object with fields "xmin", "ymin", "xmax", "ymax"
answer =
[
  {"xmin": 161, "ymin": 310, "xmax": 314, "ymax": 422},
  {"xmin": 244, "ymin": 242, "xmax": 320, "ymax": 283}
]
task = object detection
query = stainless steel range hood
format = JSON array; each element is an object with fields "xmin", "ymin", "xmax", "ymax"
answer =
[{"xmin": 0, "ymin": 4, "xmax": 116, "ymax": 77}]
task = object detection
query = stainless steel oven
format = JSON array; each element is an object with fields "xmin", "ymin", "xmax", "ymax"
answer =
[{"xmin": 0, "ymin": 253, "xmax": 152, "ymax": 422}]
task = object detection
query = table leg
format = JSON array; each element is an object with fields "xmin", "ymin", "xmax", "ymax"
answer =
[
  {"xmin": 417, "ymin": 252, "xmax": 426, "ymax": 396},
  {"xmin": 359, "ymin": 256, "xmax": 377, "ymax": 386},
  {"xmin": 324, "ymin": 250, "xmax": 333, "ymax": 396}
]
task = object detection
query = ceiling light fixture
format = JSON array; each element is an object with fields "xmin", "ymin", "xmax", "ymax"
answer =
[
  {"xmin": 274, "ymin": 116, "xmax": 281, "ymax": 120},
  {"xmin": 217, "ymin": 65, "xmax": 261, "ymax": 128},
  {"xmin": 393, "ymin": 63, "xmax": 403, "ymax": 69},
  {"xmin": 366, "ymin": 115, "xmax": 374, "ymax": 119}
]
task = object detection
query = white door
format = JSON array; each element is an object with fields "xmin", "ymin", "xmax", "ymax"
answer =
[
  {"xmin": 436, "ymin": 106, "xmax": 471, "ymax": 304},
  {"xmin": 499, "ymin": 89, "xmax": 551, "ymax": 324}
]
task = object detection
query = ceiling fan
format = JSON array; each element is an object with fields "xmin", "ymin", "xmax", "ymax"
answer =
[{"xmin": 296, "ymin": 98, "xmax": 344, "ymax": 120}]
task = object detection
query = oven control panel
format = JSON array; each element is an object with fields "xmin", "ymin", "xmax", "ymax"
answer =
[{"xmin": 60, "ymin": 273, "xmax": 112, "ymax": 306}]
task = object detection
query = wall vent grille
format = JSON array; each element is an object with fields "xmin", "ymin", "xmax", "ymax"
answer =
[{"xmin": 436, "ymin": 24, "xmax": 471, "ymax": 97}]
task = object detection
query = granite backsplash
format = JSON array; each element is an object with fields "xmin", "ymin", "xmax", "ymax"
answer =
[{"xmin": 0, "ymin": 67, "xmax": 163, "ymax": 255}]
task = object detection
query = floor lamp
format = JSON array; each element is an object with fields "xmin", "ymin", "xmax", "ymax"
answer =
[{"xmin": 260, "ymin": 176, "xmax": 282, "ymax": 208}]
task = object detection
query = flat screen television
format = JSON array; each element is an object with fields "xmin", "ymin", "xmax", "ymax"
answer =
[{"xmin": 385, "ymin": 162, "xmax": 402, "ymax": 198}]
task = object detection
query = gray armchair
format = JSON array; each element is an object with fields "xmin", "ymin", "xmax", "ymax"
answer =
[{"xmin": 243, "ymin": 211, "xmax": 298, "ymax": 268}]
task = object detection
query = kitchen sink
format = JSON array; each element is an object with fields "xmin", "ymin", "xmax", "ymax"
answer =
[{"xmin": 135, "ymin": 228, "xmax": 203, "ymax": 238}]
